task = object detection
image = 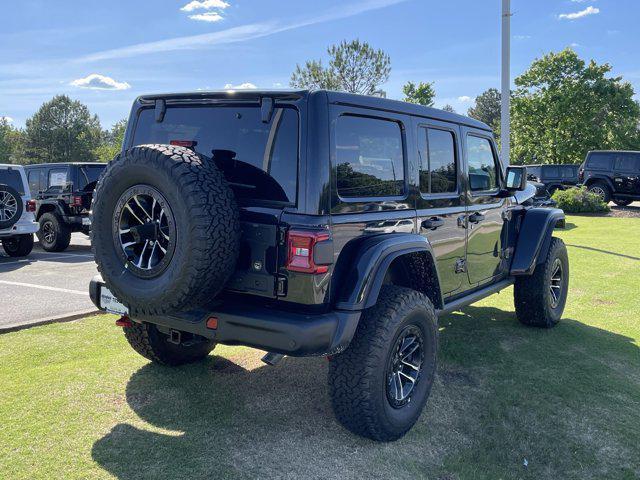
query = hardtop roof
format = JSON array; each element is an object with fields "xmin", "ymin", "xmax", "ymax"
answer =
[{"xmin": 136, "ymin": 89, "xmax": 492, "ymax": 132}]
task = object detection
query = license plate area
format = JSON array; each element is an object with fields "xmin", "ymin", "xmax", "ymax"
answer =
[{"xmin": 99, "ymin": 286, "xmax": 129, "ymax": 315}]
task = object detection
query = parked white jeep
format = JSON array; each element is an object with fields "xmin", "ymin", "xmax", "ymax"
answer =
[{"xmin": 0, "ymin": 164, "xmax": 39, "ymax": 257}]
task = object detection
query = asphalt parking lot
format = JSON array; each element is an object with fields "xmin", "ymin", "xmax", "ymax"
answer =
[{"xmin": 0, "ymin": 233, "xmax": 98, "ymax": 330}]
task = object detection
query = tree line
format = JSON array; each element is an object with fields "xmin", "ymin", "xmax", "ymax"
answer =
[
  {"xmin": 0, "ymin": 95, "xmax": 126, "ymax": 165},
  {"xmin": 2, "ymin": 41, "xmax": 639, "ymax": 166}
]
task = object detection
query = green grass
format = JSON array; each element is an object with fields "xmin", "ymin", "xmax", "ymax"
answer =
[{"xmin": 1, "ymin": 215, "xmax": 639, "ymax": 479}]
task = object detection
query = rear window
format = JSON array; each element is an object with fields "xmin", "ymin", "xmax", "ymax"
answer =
[
  {"xmin": 560, "ymin": 165, "xmax": 577, "ymax": 178},
  {"xmin": 542, "ymin": 166, "xmax": 560, "ymax": 178},
  {"xmin": 132, "ymin": 106, "xmax": 299, "ymax": 204},
  {"xmin": 0, "ymin": 168, "xmax": 25, "ymax": 195},
  {"xmin": 587, "ymin": 153, "xmax": 614, "ymax": 170}
]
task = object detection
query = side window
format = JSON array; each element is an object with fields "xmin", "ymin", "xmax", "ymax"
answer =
[
  {"xmin": 544, "ymin": 166, "xmax": 560, "ymax": 178},
  {"xmin": 336, "ymin": 115, "xmax": 405, "ymax": 198},
  {"xmin": 560, "ymin": 166, "xmax": 576, "ymax": 178},
  {"xmin": 418, "ymin": 127, "xmax": 457, "ymax": 194},
  {"xmin": 28, "ymin": 170, "xmax": 41, "ymax": 193},
  {"xmin": 47, "ymin": 168, "xmax": 69, "ymax": 193},
  {"xmin": 467, "ymin": 136, "xmax": 498, "ymax": 192},
  {"xmin": 615, "ymin": 154, "xmax": 640, "ymax": 172},
  {"xmin": 587, "ymin": 153, "xmax": 613, "ymax": 170}
]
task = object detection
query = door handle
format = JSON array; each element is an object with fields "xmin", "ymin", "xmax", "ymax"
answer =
[
  {"xmin": 422, "ymin": 217, "xmax": 445, "ymax": 230},
  {"xmin": 468, "ymin": 212, "xmax": 485, "ymax": 224}
]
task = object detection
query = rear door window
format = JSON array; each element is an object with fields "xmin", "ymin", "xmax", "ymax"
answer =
[
  {"xmin": 132, "ymin": 106, "xmax": 299, "ymax": 204},
  {"xmin": 335, "ymin": 115, "xmax": 405, "ymax": 198},
  {"xmin": 587, "ymin": 153, "xmax": 614, "ymax": 170},
  {"xmin": 0, "ymin": 168, "xmax": 25, "ymax": 195},
  {"xmin": 47, "ymin": 168, "xmax": 70, "ymax": 193},
  {"xmin": 543, "ymin": 166, "xmax": 560, "ymax": 178},
  {"xmin": 418, "ymin": 127, "xmax": 457, "ymax": 195},
  {"xmin": 615, "ymin": 154, "xmax": 640, "ymax": 172},
  {"xmin": 560, "ymin": 166, "xmax": 577, "ymax": 178}
]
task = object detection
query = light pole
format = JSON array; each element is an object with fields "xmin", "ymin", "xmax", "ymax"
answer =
[{"xmin": 501, "ymin": 0, "xmax": 511, "ymax": 167}]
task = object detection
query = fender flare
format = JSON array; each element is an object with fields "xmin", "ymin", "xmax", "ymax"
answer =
[
  {"xmin": 584, "ymin": 175, "xmax": 615, "ymax": 192},
  {"xmin": 35, "ymin": 201, "xmax": 66, "ymax": 220},
  {"xmin": 333, "ymin": 233, "xmax": 441, "ymax": 311},
  {"xmin": 510, "ymin": 208, "xmax": 565, "ymax": 276}
]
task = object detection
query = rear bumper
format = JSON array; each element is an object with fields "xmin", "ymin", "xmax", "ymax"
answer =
[
  {"xmin": 89, "ymin": 276, "xmax": 361, "ymax": 357},
  {"xmin": 0, "ymin": 219, "xmax": 39, "ymax": 237},
  {"xmin": 63, "ymin": 214, "xmax": 91, "ymax": 226}
]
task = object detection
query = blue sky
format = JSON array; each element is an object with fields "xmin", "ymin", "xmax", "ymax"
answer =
[{"xmin": 1, "ymin": 0, "xmax": 638, "ymax": 129}]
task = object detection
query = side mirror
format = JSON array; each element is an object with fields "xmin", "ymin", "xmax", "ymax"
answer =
[{"xmin": 505, "ymin": 166, "xmax": 527, "ymax": 191}]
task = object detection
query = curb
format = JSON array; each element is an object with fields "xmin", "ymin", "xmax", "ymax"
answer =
[{"xmin": 0, "ymin": 309, "xmax": 104, "ymax": 334}]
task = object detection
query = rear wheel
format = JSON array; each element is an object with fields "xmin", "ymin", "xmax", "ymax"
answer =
[
  {"xmin": 587, "ymin": 182, "xmax": 611, "ymax": 203},
  {"xmin": 613, "ymin": 198, "xmax": 633, "ymax": 207},
  {"xmin": 2, "ymin": 234, "xmax": 34, "ymax": 257},
  {"xmin": 37, "ymin": 212, "xmax": 71, "ymax": 252},
  {"xmin": 514, "ymin": 237, "xmax": 569, "ymax": 328},
  {"xmin": 328, "ymin": 286, "xmax": 437, "ymax": 442},
  {"xmin": 123, "ymin": 322, "xmax": 215, "ymax": 366}
]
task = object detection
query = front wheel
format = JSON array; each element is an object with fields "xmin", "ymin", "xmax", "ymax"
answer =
[
  {"xmin": 37, "ymin": 212, "xmax": 71, "ymax": 252},
  {"xmin": 328, "ymin": 286, "xmax": 437, "ymax": 442},
  {"xmin": 2, "ymin": 234, "xmax": 34, "ymax": 257},
  {"xmin": 514, "ymin": 237, "xmax": 569, "ymax": 328},
  {"xmin": 123, "ymin": 322, "xmax": 216, "ymax": 366}
]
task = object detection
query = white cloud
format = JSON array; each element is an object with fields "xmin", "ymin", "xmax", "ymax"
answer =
[
  {"xmin": 570, "ymin": 42, "xmax": 581, "ymax": 47},
  {"xmin": 1, "ymin": 116, "xmax": 13, "ymax": 123},
  {"xmin": 558, "ymin": 6, "xmax": 599, "ymax": 20},
  {"xmin": 189, "ymin": 12, "xmax": 224, "ymax": 22},
  {"xmin": 224, "ymin": 82, "xmax": 257, "ymax": 90},
  {"xmin": 513, "ymin": 35, "xmax": 531, "ymax": 40},
  {"xmin": 70, "ymin": 73, "xmax": 131, "ymax": 90},
  {"xmin": 181, "ymin": 0, "xmax": 229, "ymax": 12},
  {"xmin": 571, "ymin": 0, "xmax": 595, "ymax": 3},
  {"xmin": 458, "ymin": 96, "xmax": 472, "ymax": 102},
  {"xmin": 77, "ymin": 0, "xmax": 410, "ymax": 62}
]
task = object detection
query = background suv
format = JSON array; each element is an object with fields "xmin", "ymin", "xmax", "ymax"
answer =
[
  {"xmin": 24, "ymin": 162, "xmax": 106, "ymax": 251},
  {"xmin": 0, "ymin": 164, "xmax": 38, "ymax": 257},
  {"xmin": 525, "ymin": 164, "xmax": 579, "ymax": 195},
  {"xmin": 579, "ymin": 150, "xmax": 640, "ymax": 206}
]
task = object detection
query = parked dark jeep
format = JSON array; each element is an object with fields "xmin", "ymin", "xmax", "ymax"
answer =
[
  {"xmin": 525, "ymin": 164, "xmax": 579, "ymax": 196},
  {"xmin": 579, "ymin": 150, "xmax": 640, "ymax": 206},
  {"xmin": 89, "ymin": 90, "xmax": 569, "ymax": 442},
  {"xmin": 24, "ymin": 162, "xmax": 106, "ymax": 251}
]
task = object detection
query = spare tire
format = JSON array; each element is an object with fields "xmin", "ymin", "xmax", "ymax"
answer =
[
  {"xmin": 0, "ymin": 184, "xmax": 23, "ymax": 230},
  {"xmin": 91, "ymin": 144, "xmax": 240, "ymax": 315}
]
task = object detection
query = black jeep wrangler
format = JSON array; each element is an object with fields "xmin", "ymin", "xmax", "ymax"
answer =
[
  {"xmin": 89, "ymin": 90, "xmax": 569, "ymax": 442},
  {"xmin": 24, "ymin": 162, "xmax": 106, "ymax": 251},
  {"xmin": 579, "ymin": 150, "xmax": 640, "ymax": 206}
]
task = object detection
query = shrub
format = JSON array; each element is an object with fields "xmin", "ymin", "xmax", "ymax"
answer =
[{"xmin": 552, "ymin": 187, "xmax": 610, "ymax": 214}]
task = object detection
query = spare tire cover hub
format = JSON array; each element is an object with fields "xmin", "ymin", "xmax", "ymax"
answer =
[{"xmin": 113, "ymin": 184, "xmax": 176, "ymax": 278}]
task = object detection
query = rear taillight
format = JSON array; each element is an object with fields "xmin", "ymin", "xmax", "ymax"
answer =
[
  {"xmin": 71, "ymin": 196, "xmax": 83, "ymax": 207},
  {"xmin": 26, "ymin": 200, "xmax": 36, "ymax": 212},
  {"xmin": 578, "ymin": 168, "xmax": 584, "ymax": 182},
  {"xmin": 170, "ymin": 140, "xmax": 198, "ymax": 148},
  {"xmin": 286, "ymin": 230, "xmax": 330, "ymax": 274}
]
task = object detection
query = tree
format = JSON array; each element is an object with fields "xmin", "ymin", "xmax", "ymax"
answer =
[
  {"xmin": 468, "ymin": 88, "xmax": 501, "ymax": 131},
  {"xmin": 94, "ymin": 119, "xmax": 127, "ymax": 162},
  {"xmin": 511, "ymin": 49, "xmax": 640, "ymax": 165},
  {"xmin": 0, "ymin": 119, "xmax": 27, "ymax": 164},
  {"xmin": 0, "ymin": 118, "xmax": 13, "ymax": 163},
  {"xmin": 402, "ymin": 81, "xmax": 435, "ymax": 106},
  {"xmin": 441, "ymin": 104, "xmax": 456, "ymax": 113},
  {"xmin": 24, "ymin": 95, "xmax": 102, "ymax": 164},
  {"xmin": 290, "ymin": 40, "xmax": 391, "ymax": 95}
]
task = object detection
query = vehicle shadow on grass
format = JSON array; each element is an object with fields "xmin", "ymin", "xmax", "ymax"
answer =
[{"xmin": 92, "ymin": 307, "xmax": 640, "ymax": 480}]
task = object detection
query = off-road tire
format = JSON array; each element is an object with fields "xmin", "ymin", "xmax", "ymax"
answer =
[
  {"xmin": 2, "ymin": 234, "xmax": 34, "ymax": 257},
  {"xmin": 514, "ymin": 237, "xmax": 569, "ymax": 328},
  {"xmin": 0, "ymin": 184, "xmax": 23, "ymax": 230},
  {"xmin": 613, "ymin": 198, "xmax": 633, "ymax": 207},
  {"xmin": 91, "ymin": 144, "xmax": 240, "ymax": 315},
  {"xmin": 37, "ymin": 212, "xmax": 71, "ymax": 252},
  {"xmin": 123, "ymin": 322, "xmax": 215, "ymax": 366},
  {"xmin": 587, "ymin": 181, "xmax": 611, "ymax": 203},
  {"xmin": 328, "ymin": 285, "xmax": 438, "ymax": 442}
]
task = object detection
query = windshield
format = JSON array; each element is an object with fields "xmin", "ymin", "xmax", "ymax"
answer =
[
  {"xmin": 132, "ymin": 105, "xmax": 299, "ymax": 204},
  {"xmin": 0, "ymin": 168, "xmax": 25, "ymax": 195}
]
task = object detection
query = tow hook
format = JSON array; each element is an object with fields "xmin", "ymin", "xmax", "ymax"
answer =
[
  {"xmin": 115, "ymin": 316, "xmax": 132, "ymax": 328},
  {"xmin": 168, "ymin": 329, "xmax": 182, "ymax": 345}
]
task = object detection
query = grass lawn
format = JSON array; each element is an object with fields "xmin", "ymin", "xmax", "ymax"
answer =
[{"xmin": 1, "ymin": 215, "xmax": 639, "ymax": 480}]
